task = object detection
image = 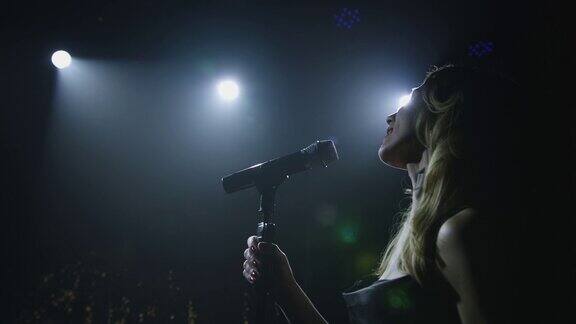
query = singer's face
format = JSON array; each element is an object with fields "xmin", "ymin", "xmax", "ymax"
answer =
[{"xmin": 378, "ymin": 87, "xmax": 426, "ymax": 169}]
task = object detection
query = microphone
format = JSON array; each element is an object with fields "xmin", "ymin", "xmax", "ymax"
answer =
[{"xmin": 221, "ymin": 140, "xmax": 339, "ymax": 193}]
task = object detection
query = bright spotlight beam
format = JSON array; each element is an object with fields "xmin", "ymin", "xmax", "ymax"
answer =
[
  {"xmin": 217, "ymin": 80, "xmax": 240, "ymax": 102},
  {"xmin": 51, "ymin": 50, "xmax": 72, "ymax": 69},
  {"xmin": 398, "ymin": 94, "xmax": 412, "ymax": 107}
]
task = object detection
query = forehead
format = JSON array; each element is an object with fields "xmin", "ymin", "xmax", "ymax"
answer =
[
  {"xmin": 412, "ymin": 82, "xmax": 426, "ymax": 94},
  {"xmin": 405, "ymin": 86, "xmax": 423, "ymax": 103},
  {"xmin": 395, "ymin": 86, "xmax": 425, "ymax": 113}
]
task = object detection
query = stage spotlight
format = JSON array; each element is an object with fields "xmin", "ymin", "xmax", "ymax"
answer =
[
  {"xmin": 216, "ymin": 80, "xmax": 240, "ymax": 102},
  {"xmin": 399, "ymin": 94, "xmax": 412, "ymax": 107},
  {"xmin": 51, "ymin": 50, "xmax": 72, "ymax": 69}
]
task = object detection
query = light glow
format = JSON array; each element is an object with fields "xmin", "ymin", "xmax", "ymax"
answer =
[
  {"xmin": 216, "ymin": 80, "xmax": 240, "ymax": 102},
  {"xmin": 398, "ymin": 94, "xmax": 411, "ymax": 107},
  {"xmin": 51, "ymin": 50, "xmax": 72, "ymax": 69}
]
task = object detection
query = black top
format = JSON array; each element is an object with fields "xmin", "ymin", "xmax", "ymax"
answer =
[{"xmin": 341, "ymin": 274, "xmax": 461, "ymax": 324}]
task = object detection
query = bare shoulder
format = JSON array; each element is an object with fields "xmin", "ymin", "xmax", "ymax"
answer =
[
  {"xmin": 436, "ymin": 208, "xmax": 490, "ymax": 323},
  {"xmin": 435, "ymin": 208, "xmax": 487, "ymax": 288},
  {"xmin": 437, "ymin": 207, "xmax": 482, "ymax": 247},
  {"xmin": 436, "ymin": 207, "xmax": 520, "ymax": 323}
]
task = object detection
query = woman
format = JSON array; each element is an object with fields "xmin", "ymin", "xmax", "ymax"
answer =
[{"xmin": 242, "ymin": 65, "xmax": 535, "ymax": 323}]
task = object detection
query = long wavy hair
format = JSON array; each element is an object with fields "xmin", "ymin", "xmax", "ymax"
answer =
[{"xmin": 374, "ymin": 65, "xmax": 533, "ymax": 285}]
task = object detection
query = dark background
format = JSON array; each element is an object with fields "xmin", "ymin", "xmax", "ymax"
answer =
[{"xmin": 1, "ymin": 1, "xmax": 573, "ymax": 323}]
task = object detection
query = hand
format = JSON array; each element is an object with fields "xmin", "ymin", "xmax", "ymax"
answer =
[{"xmin": 242, "ymin": 235, "xmax": 296, "ymax": 297}]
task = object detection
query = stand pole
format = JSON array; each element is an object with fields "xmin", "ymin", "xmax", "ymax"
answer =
[
  {"xmin": 241, "ymin": 168, "xmax": 290, "ymax": 323},
  {"xmin": 254, "ymin": 185, "xmax": 278, "ymax": 323}
]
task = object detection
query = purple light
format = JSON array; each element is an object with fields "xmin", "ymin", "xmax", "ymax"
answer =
[
  {"xmin": 468, "ymin": 41, "xmax": 495, "ymax": 58},
  {"xmin": 334, "ymin": 7, "xmax": 361, "ymax": 29}
]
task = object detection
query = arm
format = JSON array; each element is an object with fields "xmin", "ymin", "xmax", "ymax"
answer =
[
  {"xmin": 243, "ymin": 237, "xmax": 329, "ymax": 324},
  {"xmin": 276, "ymin": 279, "xmax": 329, "ymax": 324},
  {"xmin": 436, "ymin": 208, "xmax": 490, "ymax": 324}
]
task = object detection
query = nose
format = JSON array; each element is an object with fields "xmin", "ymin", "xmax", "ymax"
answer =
[{"xmin": 386, "ymin": 113, "xmax": 396, "ymax": 126}]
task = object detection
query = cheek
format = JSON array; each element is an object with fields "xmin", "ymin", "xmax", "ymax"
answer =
[
  {"xmin": 378, "ymin": 123, "xmax": 419, "ymax": 168},
  {"xmin": 396, "ymin": 111, "xmax": 418, "ymax": 142},
  {"xmin": 396, "ymin": 125, "xmax": 414, "ymax": 143}
]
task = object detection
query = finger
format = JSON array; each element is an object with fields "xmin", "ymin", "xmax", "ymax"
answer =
[
  {"xmin": 244, "ymin": 246, "xmax": 261, "ymax": 262},
  {"xmin": 249, "ymin": 257, "xmax": 260, "ymax": 268},
  {"xmin": 243, "ymin": 268, "xmax": 259, "ymax": 283},
  {"xmin": 243, "ymin": 268, "xmax": 253, "ymax": 283},
  {"xmin": 258, "ymin": 242, "xmax": 280, "ymax": 255},
  {"xmin": 247, "ymin": 235, "xmax": 260, "ymax": 248},
  {"xmin": 248, "ymin": 237, "xmax": 263, "ymax": 255},
  {"xmin": 245, "ymin": 251, "xmax": 261, "ymax": 267},
  {"xmin": 243, "ymin": 255, "xmax": 262, "ymax": 272},
  {"xmin": 244, "ymin": 258, "xmax": 260, "ymax": 270},
  {"xmin": 249, "ymin": 267, "xmax": 260, "ymax": 279}
]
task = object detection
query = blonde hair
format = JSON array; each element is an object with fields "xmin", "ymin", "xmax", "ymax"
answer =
[{"xmin": 374, "ymin": 65, "xmax": 479, "ymax": 284}]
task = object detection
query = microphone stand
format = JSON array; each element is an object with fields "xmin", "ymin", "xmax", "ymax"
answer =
[
  {"xmin": 248, "ymin": 170, "xmax": 290, "ymax": 324},
  {"xmin": 225, "ymin": 140, "xmax": 338, "ymax": 323}
]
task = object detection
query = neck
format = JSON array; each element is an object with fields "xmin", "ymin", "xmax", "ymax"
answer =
[{"xmin": 406, "ymin": 149, "xmax": 429, "ymax": 200}]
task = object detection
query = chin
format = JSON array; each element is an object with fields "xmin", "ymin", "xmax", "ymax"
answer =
[{"xmin": 378, "ymin": 144, "xmax": 407, "ymax": 170}]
